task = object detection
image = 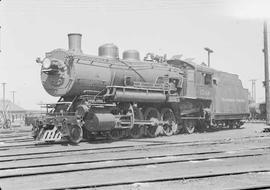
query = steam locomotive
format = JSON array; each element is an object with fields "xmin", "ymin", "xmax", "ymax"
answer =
[{"xmin": 33, "ymin": 33, "xmax": 250, "ymax": 144}]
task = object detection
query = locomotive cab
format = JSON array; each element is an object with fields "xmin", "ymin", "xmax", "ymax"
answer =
[{"xmin": 167, "ymin": 59, "xmax": 214, "ymax": 100}]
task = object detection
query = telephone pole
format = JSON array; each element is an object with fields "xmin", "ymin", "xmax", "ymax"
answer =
[
  {"xmin": 0, "ymin": 26, "xmax": 2, "ymax": 52},
  {"xmin": 204, "ymin": 47, "xmax": 214, "ymax": 67},
  {"xmin": 250, "ymin": 79, "xmax": 257, "ymax": 103},
  {"xmin": 1, "ymin": 83, "xmax": 6, "ymax": 112},
  {"xmin": 10, "ymin": 91, "xmax": 16, "ymax": 104},
  {"xmin": 263, "ymin": 21, "xmax": 270, "ymax": 125}
]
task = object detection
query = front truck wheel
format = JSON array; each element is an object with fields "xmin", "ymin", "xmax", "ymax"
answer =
[{"xmin": 68, "ymin": 125, "xmax": 83, "ymax": 144}]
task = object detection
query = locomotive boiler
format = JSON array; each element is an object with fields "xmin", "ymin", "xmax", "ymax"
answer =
[
  {"xmin": 40, "ymin": 34, "xmax": 182, "ymax": 98},
  {"xmin": 33, "ymin": 33, "xmax": 249, "ymax": 144}
]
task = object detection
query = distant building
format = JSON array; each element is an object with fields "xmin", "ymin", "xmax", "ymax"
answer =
[{"xmin": 0, "ymin": 99, "xmax": 26, "ymax": 122}]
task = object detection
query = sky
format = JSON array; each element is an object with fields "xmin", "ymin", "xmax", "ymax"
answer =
[{"xmin": 0, "ymin": 0, "xmax": 268, "ymax": 109}]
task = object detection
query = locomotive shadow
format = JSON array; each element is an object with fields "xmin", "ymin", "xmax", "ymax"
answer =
[
  {"xmin": 83, "ymin": 137, "xmax": 120, "ymax": 145},
  {"xmin": 83, "ymin": 127, "xmax": 246, "ymax": 145},
  {"xmin": 197, "ymin": 127, "xmax": 245, "ymax": 133},
  {"xmin": 33, "ymin": 127, "xmax": 246, "ymax": 146}
]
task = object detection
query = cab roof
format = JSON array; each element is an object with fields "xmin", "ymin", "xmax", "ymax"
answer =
[{"xmin": 167, "ymin": 58, "xmax": 215, "ymax": 74}]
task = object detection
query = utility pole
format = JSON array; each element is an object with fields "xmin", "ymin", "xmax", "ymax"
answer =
[
  {"xmin": 10, "ymin": 91, "xmax": 16, "ymax": 104},
  {"xmin": 1, "ymin": 83, "xmax": 6, "ymax": 112},
  {"xmin": 0, "ymin": 26, "xmax": 1, "ymax": 52},
  {"xmin": 250, "ymin": 79, "xmax": 257, "ymax": 103},
  {"xmin": 263, "ymin": 21, "xmax": 270, "ymax": 125},
  {"xmin": 204, "ymin": 47, "xmax": 214, "ymax": 67}
]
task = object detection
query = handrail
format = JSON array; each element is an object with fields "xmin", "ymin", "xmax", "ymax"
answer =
[{"xmin": 119, "ymin": 60, "xmax": 146, "ymax": 82}]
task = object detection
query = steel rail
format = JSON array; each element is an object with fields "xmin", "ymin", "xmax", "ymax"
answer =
[
  {"xmin": 0, "ymin": 152, "xmax": 264, "ymax": 179},
  {"xmin": 41, "ymin": 170, "xmax": 270, "ymax": 190}
]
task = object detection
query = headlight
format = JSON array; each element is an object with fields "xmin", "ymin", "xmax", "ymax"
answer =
[{"xmin": 42, "ymin": 58, "xmax": 51, "ymax": 69}]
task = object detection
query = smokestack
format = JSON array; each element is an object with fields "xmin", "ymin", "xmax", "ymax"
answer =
[{"xmin": 68, "ymin": 33, "xmax": 82, "ymax": 53}]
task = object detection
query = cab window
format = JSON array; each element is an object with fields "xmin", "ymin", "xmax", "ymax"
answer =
[
  {"xmin": 204, "ymin": 74, "xmax": 212, "ymax": 85},
  {"xmin": 196, "ymin": 71, "xmax": 212, "ymax": 86}
]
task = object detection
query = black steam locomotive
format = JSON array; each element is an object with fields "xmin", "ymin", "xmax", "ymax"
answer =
[{"xmin": 33, "ymin": 33, "xmax": 249, "ymax": 144}]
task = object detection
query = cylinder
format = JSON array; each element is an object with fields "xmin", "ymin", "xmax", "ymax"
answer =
[
  {"xmin": 98, "ymin": 43, "xmax": 119, "ymax": 59},
  {"xmin": 84, "ymin": 113, "xmax": 116, "ymax": 132},
  {"xmin": 123, "ymin": 50, "xmax": 140, "ymax": 61},
  {"xmin": 68, "ymin": 33, "xmax": 82, "ymax": 53}
]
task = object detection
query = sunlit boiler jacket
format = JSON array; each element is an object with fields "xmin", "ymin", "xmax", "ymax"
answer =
[{"xmin": 40, "ymin": 33, "xmax": 183, "ymax": 102}]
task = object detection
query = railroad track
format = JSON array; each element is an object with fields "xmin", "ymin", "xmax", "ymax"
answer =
[
  {"xmin": 0, "ymin": 125, "xmax": 268, "ymax": 149},
  {"xmin": 1, "ymin": 147, "xmax": 270, "ymax": 190},
  {"xmin": 0, "ymin": 123, "xmax": 270, "ymax": 189},
  {"xmin": 1, "ymin": 134, "xmax": 270, "ymax": 162},
  {"xmin": 0, "ymin": 142, "xmax": 270, "ymax": 183},
  {"xmin": 0, "ymin": 122, "xmax": 266, "ymax": 150},
  {"xmin": 0, "ymin": 147, "xmax": 267, "ymax": 178},
  {"xmin": 47, "ymin": 170, "xmax": 270, "ymax": 190}
]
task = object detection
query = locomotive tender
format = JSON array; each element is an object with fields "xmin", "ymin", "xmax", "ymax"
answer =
[{"xmin": 33, "ymin": 33, "xmax": 249, "ymax": 144}]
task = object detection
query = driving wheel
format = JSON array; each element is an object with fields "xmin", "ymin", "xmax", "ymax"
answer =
[
  {"xmin": 161, "ymin": 108, "xmax": 177, "ymax": 136},
  {"xmin": 130, "ymin": 107, "xmax": 144, "ymax": 138},
  {"xmin": 144, "ymin": 107, "xmax": 161, "ymax": 138}
]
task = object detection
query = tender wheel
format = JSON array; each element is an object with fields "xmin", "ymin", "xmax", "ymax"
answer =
[
  {"xmin": 184, "ymin": 120, "xmax": 196, "ymax": 134},
  {"xmin": 161, "ymin": 108, "xmax": 177, "ymax": 136},
  {"xmin": 228, "ymin": 120, "xmax": 234, "ymax": 129},
  {"xmin": 68, "ymin": 125, "xmax": 83, "ymax": 144},
  {"xmin": 109, "ymin": 129, "xmax": 123, "ymax": 140},
  {"xmin": 144, "ymin": 107, "xmax": 161, "ymax": 138},
  {"xmin": 235, "ymin": 121, "xmax": 241, "ymax": 128}
]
